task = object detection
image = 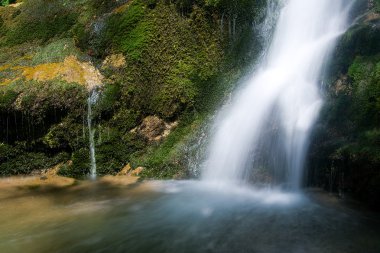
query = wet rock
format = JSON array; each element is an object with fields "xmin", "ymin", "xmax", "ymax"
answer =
[
  {"xmin": 117, "ymin": 163, "xmax": 132, "ymax": 176},
  {"xmin": 131, "ymin": 116, "xmax": 178, "ymax": 142},
  {"xmin": 334, "ymin": 75, "xmax": 351, "ymax": 95},
  {"xmin": 130, "ymin": 167, "xmax": 144, "ymax": 176}
]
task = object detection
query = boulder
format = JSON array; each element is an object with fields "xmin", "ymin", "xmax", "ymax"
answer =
[{"xmin": 131, "ymin": 116, "xmax": 178, "ymax": 142}]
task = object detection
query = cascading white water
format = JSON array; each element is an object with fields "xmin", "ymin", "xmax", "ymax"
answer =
[
  {"xmin": 88, "ymin": 89, "xmax": 99, "ymax": 180},
  {"xmin": 202, "ymin": 0, "xmax": 352, "ymax": 188}
]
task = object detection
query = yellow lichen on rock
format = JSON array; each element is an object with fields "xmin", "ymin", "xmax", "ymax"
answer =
[
  {"xmin": 20, "ymin": 55, "xmax": 104, "ymax": 90},
  {"xmin": 102, "ymin": 54, "xmax": 126, "ymax": 69},
  {"xmin": 113, "ymin": 2, "xmax": 133, "ymax": 14}
]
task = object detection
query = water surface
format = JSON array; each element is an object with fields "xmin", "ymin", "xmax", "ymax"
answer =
[{"xmin": 0, "ymin": 180, "xmax": 379, "ymax": 253}]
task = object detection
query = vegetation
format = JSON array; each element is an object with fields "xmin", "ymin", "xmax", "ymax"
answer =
[
  {"xmin": 0, "ymin": 0, "xmax": 379, "ymax": 211},
  {"xmin": 0, "ymin": 0, "xmax": 15, "ymax": 7},
  {"xmin": 0, "ymin": 0, "xmax": 264, "ymax": 179},
  {"xmin": 308, "ymin": 3, "xmax": 380, "ymax": 209}
]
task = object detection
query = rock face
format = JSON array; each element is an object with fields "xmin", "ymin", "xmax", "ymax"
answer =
[
  {"xmin": 333, "ymin": 75, "xmax": 351, "ymax": 95},
  {"xmin": 130, "ymin": 167, "xmax": 144, "ymax": 176},
  {"xmin": 132, "ymin": 116, "xmax": 178, "ymax": 142},
  {"xmin": 116, "ymin": 163, "xmax": 144, "ymax": 177},
  {"xmin": 1, "ymin": 55, "xmax": 104, "ymax": 90},
  {"xmin": 102, "ymin": 54, "xmax": 126, "ymax": 69},
  {"xmin": 117, "ymin": 163, "xmax": 132, "ymax": 176},
  {"xmin": 308, "ymin": 2, "xmax": 380, "ymax": 209}
]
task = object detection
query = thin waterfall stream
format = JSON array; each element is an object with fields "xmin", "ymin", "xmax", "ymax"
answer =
[{"xmin": 87, "ymin": 89, "xmax": 99, "ymax": 180}]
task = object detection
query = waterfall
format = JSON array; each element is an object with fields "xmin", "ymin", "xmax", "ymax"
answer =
[
  {"xmin": 87, "ymin": 89, "xmax": 99, "ymax": 180},
  {"xmin": 202, "ymin": 0, "xmax": 352, "ymax": 188}
]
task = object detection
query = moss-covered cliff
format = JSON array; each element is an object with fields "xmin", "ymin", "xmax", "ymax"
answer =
[
  {"xmin": 0, "ymin": 0, "xmax": 265, "ymax": 178},
  {"xmin": 3, "ymin": 0, "xmax": 379, "ymax": 210},
  {"xmin": 308, "ymin": 0, "xmax": 380, "ymax": 209}
]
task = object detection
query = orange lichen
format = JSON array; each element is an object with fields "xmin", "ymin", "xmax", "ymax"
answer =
[
  {"xmin": 113, "ymin": 2, "xmax": 133, "ymax": 14},
  {"xmin": 20, "ymin": 55, "xmax": 103, "ymax": 90},
  {"xmin": 0, "ymin": 64, "xmax": 12, "ymax": 72}
]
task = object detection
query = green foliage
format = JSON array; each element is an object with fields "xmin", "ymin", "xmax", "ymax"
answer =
[
  {"xmin": 375, "ymin": 0, "xmax": 380, "ymax": 13},
  {"xmin": 32, "ymin": 38, "xmax": 83, "ymax": 65},
  {"xmin": 118, "ymin": 3, "xmax": 222, "ymax": 119},
  {"xmin": 5, "ymin": 80, "xmax": 87, "ymax": 120},
  {"xmin": 0, "ymin": 0, "xmax": 263, "ymax": 180},
  {"xmin": 92, "ymin": 1, "xmax": 152, "ymax": 59},
  {"xmin": 43, "ymin": 118, "xmax": 85, "ymax": 151},
  {"xmin": 154, "ymin": 61, "xmax": 197, "ymax": 118},
  {"xmin": 110, "ymin": 108, "xmax": 140, "ymax": 133},
  {"xmin": 348, "ymin": 56, "xmax": 380, "ymax": 128},
  {"xmin": 3, "ymin": 0, "xmax": 79, "ymax": 45},
  {"xmin": 0, "ymin": 142, "xmax": 68, "ymax": 175},
  {"xmin": 310, "ymin": 50, "xmax": 380, "ymax": 208},
  {"xmin": 133, "ymin": 114, "xmax": 203, "ymax": 179},
  {"xmin": 95, "ymin": 130, "xmax": 145, "ymax": 176},
  {"xmin": 59, "ymin": 148, "xmax": 90, "ymax": 178},
  {"xmin": 120, "ymin": 19, "xmax": 153, "ymax": 60},
  {"xmin": 94, "ymin": 84, "xmax": 122, "ymax": 117},
  {"xmin": 0, "ymin": 87, "xmax": 18, "ymax": 109},
  {"xmin": 0, "ymin": 0, "xmax": 15, "ymax": 7}
]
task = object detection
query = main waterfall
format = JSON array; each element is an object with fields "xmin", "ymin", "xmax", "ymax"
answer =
[{"xmin": 202, "ymin": 0, "xmax": 352, "ymax": 188}]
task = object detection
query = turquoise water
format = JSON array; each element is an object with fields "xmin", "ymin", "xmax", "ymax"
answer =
[{"xmin": 0, "ymin": 181, "xmax": 379, "ymax": 253}]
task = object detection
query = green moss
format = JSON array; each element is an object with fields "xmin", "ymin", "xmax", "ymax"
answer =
[
  {"xmin": 2, "ymin": 80, "xmax": 86, "ymax": 124},
  {"xmin": 94, "ymin": 84, "xmax": 122, "ymax": 118},
  {"xmin": 32, "ymin": 38, "xmax": 84, "ymax": 65},
  {"xmin": 59, "ymin": 148, "xmax": 90, "ymax": 178},
  {"xmin": 92, "ymin": 1, "xmax": 152, "ymax": 58},
  {"xmin": 116, "ymin": 3, "xmax": 223, "ymax": 119},
  {"xmin": 43, "ymin": 118, "xmax": 85, "ymax": 151},
  {"xmin": 0, "ymin": 87, "xmax": 18, "ymax": 109},
  {"xmin": 347, "ymin": 56, "xmax": 380, "ymax": 129},
  {"xmin": 95, "ymin": 130, "xmax": 145, "ymax": 176},
  {"xmin": 132, "ymin": 114, "xmax": 204, "ymax": 179},
  {"xmin": 120, "ymin": 19, "xmax": 154, "ymax": 60},
  {"xmin": 375, "ymin": 0, "xmax": 380, "ymax": 12},
  {"xmin": 6, "ymin": 14, "xmax": 77, "ymax": 45},
  {"xmin": 310, "ymin": 30, "xmax": 380, "ymax": 207},
  {"xmin": 0, "ymin": 144, "xmax": 69, "ymax": 176},
  {"xmin": 154, "ymin": 60, "xmax": 197, "ymax": 118},
  {"xmin": 110, "ymin": 108, "xmax": 140, "ymax": 133},
  {"xmin": 0, "ymin": 0, "xmax": 263, "ymax": 180},
  {"xmin": 0, "ymin": 0, "xmax": 15, "ymax": 7},
  {"xmin": 1, "ymin": 0, "xmax": 81, "ymax": 46}
]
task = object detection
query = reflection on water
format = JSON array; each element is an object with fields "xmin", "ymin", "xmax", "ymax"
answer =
[{"xmin": 0, "ymin": 180, "xmax": 380, "ymax": 253}]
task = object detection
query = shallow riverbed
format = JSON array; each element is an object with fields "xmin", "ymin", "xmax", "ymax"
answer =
[{"xmin": 0, "ymin": 180, "xmax": 379, "ymax": 253}]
